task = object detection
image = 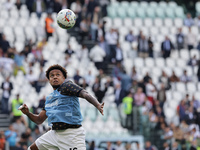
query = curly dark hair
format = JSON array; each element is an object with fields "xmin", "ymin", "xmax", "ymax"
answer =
[{"xmin": 46, "ymin": 64, "xmax": 67, "ymax": 79}]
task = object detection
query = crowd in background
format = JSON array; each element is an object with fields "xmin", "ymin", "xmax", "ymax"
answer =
[{"xmin": 1, "ymin": 0, "xmax": 200, "ymax": 150}]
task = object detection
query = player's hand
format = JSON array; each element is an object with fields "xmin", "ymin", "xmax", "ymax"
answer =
[
  {"xmin": 18, "ymin": 104, "xmax": 29, "ymax": 115},
  {"xmin": 97, "ymin": 102, "xmax": 104, "ymax": 115}
]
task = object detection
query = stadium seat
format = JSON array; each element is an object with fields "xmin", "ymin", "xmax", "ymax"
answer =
[
  {"xmin": 155, "ymin": 7, "xmax": 165, "ymax": 18},
  {"xmin": 169, "ymin": 26, "xmax": 178, "ymax": 35},
  {"xmin": 121, "ymin": 1, "xmax": 129, "ymax": 9},
  {"xmin": 180, "ymin": 49, "xmax": 190, "ymax": 60},
  {"xmin": 144, "ymin": 18, "xmax": 153, "ymax": 27},
  {"xmin": 170, "ymin": 50, "xmax": 179, "ymax": 59},
  {"xmin": 107, "ymin": 6, "xmax": 117, "ymax": 18},
  {"xmin": 159, "ymin": 1, "xmax": 167, "ymax": 8},
  {"xmin": 164, "ymin": 18, "xmax": 173, "ymax": 27},
  {"xmin": 155, "ymin": 58, "xmax": 165, "ymax": 68},
  {"xmin": 196, "ymin": 2, "xmax": 200, "ymax": 15},
  {"xmin": 144, "ymin": 58, "xmax": 155, "ymax": 68},
  {"xmin": 149, "ymin": 26, "xmax": 159, "ymax": 36},
  {"xmin": 113, "ymin": 18, "xmax": 123, "ymax": 29},
  {"xmin": 126, "ymin": 7, "xmax": 137, "ymax": 19},
  {"xmin": 176, "ymin": 82, "xmax": 186, "ymax": 93},
  {"xmin": 123, "ymin": 18, "xmax": 133, "ymax": 28},
  {"xmin": 152, "ymin": 67, "xmax": 162, "ymax": 77},
  {"xmin": 149, "ymin": 1, "xmax": 158, "ymax": 8},
  {"xmin": 172, "ymin": 91, "xmax": 183, "ymax": 102},
  {"xmin": 154, "ymin": 18, "xmax": 163, "ymax": 27},
  {"xmin": 146, "ymin": 8, "xmax": 156, "ymax": 18},
  {"xmin": 14, "ymin": 41, "xmax": 24, "ymax": 52},
  {"xmin": 174, "ymin": 18, "xmax": 183, "ymax": 28},
  {"xmin": 191, "ymin": 26, "xmax": 199, "ymax": 35},
  {"xmin": 116, "ymin": 7, "xmax": 127, "ymax": 19},
  {"xmin": 190, "ymin": 49, "xmax": 200, "ymax": 59},
  {"xmin": 160, "ymin": 26, "xmax": 169, "ymax": 36},
  {"xmin": 176, "ymin": 59, "xmax": 187, "ymax": 69},
  {"xmin": 136, "ymin": 8, "xmax": 146, "ymax": 18},
  {"xmin": 175, "ymin": 6, "xmax": 185, "ymax": 19},
  {"xmin": 134, "ymin": 57, "xmax": 144, "ymax": 68},
  {"xmin": 140, "ymin": 1, "xmax": 148, "ymax": 8},
  {"xmin": 130, "ymin": 1, "xmax": 139, "ymax": 8},
  {"xmin": 168, "ymin": 1, "xmax": 178, "ymax": 9},
  {"xmin": 165, "ymin": 8, "xmax": 175, "ymax": 18},
  {"xmin": 166, "ymin": 58, "xmax": 176, "ymax": 68},
  {"xmin": 182, "ymin": 26, "xmax": 189, "ymax": 35},
  {"xmin": 133, "ymin": 18, "xmax": 143, "ymax": 27},
  {"xmin": 186, "ymin": 82, "xmax": 197, "ymax": 93}
]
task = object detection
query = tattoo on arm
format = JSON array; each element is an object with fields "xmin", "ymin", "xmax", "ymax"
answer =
[{"xmin": 79, "ymin": 90, "xmax": 99, "ymax": 108}]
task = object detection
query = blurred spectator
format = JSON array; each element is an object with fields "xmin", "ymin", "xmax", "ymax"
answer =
[
  {"xmin": 180, "ymin": 69, "xmax": 191, "ymax": 83},
  {"xmin": 156, "ymin": 83, "xmax": 166, "ymax": 108},
  {"xmin": 31, "ymin": 45, "xmax": 43, "ymax": 63},
  {"xmin": 106, "ymin": 141, "xmax": 115, "ymax": 150},
  {"xmin": 195, "ymin": 15, "xmax": 200, "ymax": 27},
  {"xmin": 190, "ymin": 140, "xmax": 198, "ymax": 150},
  {"xmin": 184, "ymin": 106, "xmax": 196, "ymax": 125},
  {"xmin": 4, "ymin": 125, "xmax": 18, "ymax": 150},
  {"xmin": 64, "ymin": 44, "xmax": 75, "ymax": 57},
  {"xmin": 15, "ymin": 0, "xmax": 22, "ymax": 10},
  {"xmin": 92, "ymin": 76, "xmax": 108, "ymax": 103},
  {"xmin": 122, "ymin": 92, "xmax": 134, "ymax": 129},
  {"xmin": 171, "ymin": 142, "xmax": 179, "ymax": 150},
  {"xmin": 77, "ymin": 44, "xmax": 88, "ymax": 61},
  {"xmin": 79, "ymin": 18, "xmax": 90, "ymax": 42},
  {"xmin": 145, "ymin": 141, "xmax": 155, "ymax": 150},
  {"xmin": 89, "ymin": 43, "xmax": 106, "ymax": 70},
  {"xmin": 99, "ymin": 0, "xmax": 109, "ymax": 17},
  {"xmin": 97, "ymin": 69, "xmax": 106, "ymax": 82},
  {"xmin": 137, "ymin": 35, "xmax": 149, "ymax": 58},
  {"xmin": 176, "ymin": 28, "xmax": 185, "ymax": 50},
  {"xmin": 84, "ymin": 70, "xmax": 95, "ymax": 86},
  {"xmin": 90, "ymin": 6, "xmax": 101, "ymax": 41},
  {"xmin": 186, "ymin": 27, "xmax": 197, "ymax": 50},
  {"xmin": 130, "ymin": 66, "xmax": 138, "ymax": 81},
  {"xmin": 26, "ymin": 0, "xmax": 34, "ymax": 13},
  {"xmin": 89, "ymin": 140, "xmax": 98, "ymax": 150},
  {"xmin": 0, "ymin": 34, "xmax": 10, "ymax": 55},
  {"xmin": 159, "ymin": 70, "xmax": 170, "ymax": 90},
  {"xmin": 0, "ymin": 131, "xmax": 5, "ymax": 150},
  {"xmin": 169, "ymin": 70, "xmax": 180, "ymax": 82},
  {"xmin": 143, "ymin": 72, "xmax": 151, "ymax": 84},
  {"xmin": 4, "ymin": 0, "xmax": 14, "ymax": 11},
  {"xmin": 114, "ymin": 82, "xmax": 125, "ymax": 107},
  {"xmin": 70, "ymin": 0, "xmax": 82, "ymax": 15},
  {"xmin": 197, "ymin": 41, "xmax": 200, "ymax": 51},
  {"xmin": 1, "ymin": 76, "xmax": 13, "ymax": 114},
  {"xmin": 146, "ymin": 78, "xmax": 157, "ymax": 106},
  {"xmin": 31, "ymin": 126, "xmax": 42, "ymax": 142},
  {"xmin": 119, "ymin": 71, "xmax": 132, "ymax": 93},
  {"xmin": 161, "ymin": 36, "xmax": 174, "ymax": 59},
  {"xmin": 114, "ymin": 140, "xmax": 124, "ymax": 150},
  {"xmin": 73, "ymin": 69, "xmax": 82, "ymax": 85},
  {"xmin": 163, "ymin": 142, "xmax": 170, "ymax": 150},
  {"xmin": 12, "ymin": 117, "xmax": 26, "ymax": 140},
  {"xmin": 148, "ymin": 109, "xmax": 158, "ymax": 129},
  {"xmin": 53, "ymin": 0, "xmax": 62, "ymax": 13},
  {"xmin": 45, "ymin": 12, "xmax": 54, "ymax": 41},
  {"xmin": 184, "ymin": 13, "xmax": 194, "ymax": 27},
  {"xmin": 11, "ymin": 94, "xmax": 23, "ymax": 122},
  {"xmin": 125, "ymin": 143, "xmax": 132, "ymax": 150},
  {"xmin": 134, "ymin": 87, "xmax": 146, "ymax": 106},
  {"xmin": 36, "ymin": 66, "xmax": 48, "ymax": 93},
  {"xmin": 14, "ymin": 51, "xmax": 26, "ymax": 76},
  {"xmin": 162, "ymin": 126, "xmax": 174, "ymax": 143},
  {"xmin": 197, "ymin": 61, "xmax": 200, "ymax": 81},
  {"xmin": 148, "ymin": 37, "xmax": 154, "ymax": 58},
  {"xmin": 86, "ymin": 0, "xmax": 99, "ymax": 20},
  {"xmin": 115, "ymin": 42, "xmax": 123, "ymax": 63},
  {"xmin": 188, "ymin": 55, "xmax": 198, "ymax": 67},
  {"xmin": 37, "ymin": 96, "xmax": 45, "ymax": 112},
  {"xmin": 79, "ymin": 78, "xmax": 89, "ymax": 89},
  {"xmin": 125, "ymin": 30, "xmax": 136, "ymax": 43},
  {"xmin": 1, "ymin": 52, "xmax": 14, "ymax": 77},
  {"xmin": 25, "ymin": 69, "xmax": 38, "ymax": 89},
  {"xmin": 177, "ymin": 100, "xmax": 187, "ymax": 122},
  {"xmin": 18, "ymin": 128, "xmax": 32, "ymax": 147},
  {"xmin": 105, "ymin": 28, "xmax": 118, "ymax": 63},
  {"xmin": 33, "ymin": 0, "xmax": 46, "ymax": 18},
  {"xmin": 99, "ymin": 36, "xmax": 110, "ymax": 62}
]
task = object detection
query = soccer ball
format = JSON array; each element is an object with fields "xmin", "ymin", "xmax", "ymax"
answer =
[{"xmin": 56, "ymin": 9, "xmax": 76, "ymax": 29}]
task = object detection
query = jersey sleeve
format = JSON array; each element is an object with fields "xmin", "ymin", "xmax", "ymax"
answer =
[{"xmin": 58, "ymin": 81, "xmax": 83, "ymax": 96}]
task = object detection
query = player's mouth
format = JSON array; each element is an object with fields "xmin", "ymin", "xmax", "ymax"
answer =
[{"xmin": 53, "ymin": 81, "xmax": 59, "ymax": 83}]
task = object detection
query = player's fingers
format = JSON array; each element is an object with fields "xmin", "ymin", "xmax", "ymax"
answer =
[{"xmin": 101, "ymin": 102, "xmax": 104, "ymax": 107}]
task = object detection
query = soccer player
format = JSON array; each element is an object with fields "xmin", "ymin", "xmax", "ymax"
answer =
[{"xmin": 19, "ymin": 64, "xmax": 104, "ymax": 150}]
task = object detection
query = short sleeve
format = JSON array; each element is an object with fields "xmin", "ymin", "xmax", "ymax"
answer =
[{"xmin": 58, "ymin": 81, "xmax": 83, "ymax": 96}]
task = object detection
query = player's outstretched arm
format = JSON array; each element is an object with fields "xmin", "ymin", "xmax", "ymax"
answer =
[
  {"xmin": 79, "ymin": 90, "xmax": 104, "ymax": 115},
  {"xmin": 18, "ymin": 104, "xmax": 47, "ymax": 124}
]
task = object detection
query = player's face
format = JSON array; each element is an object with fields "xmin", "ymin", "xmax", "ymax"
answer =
[{"xmin": 49, "ymin": 69, "xmax": 65, "ymax": 89}]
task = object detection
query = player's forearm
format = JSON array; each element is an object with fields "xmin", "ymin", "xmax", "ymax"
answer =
[
  {"xmin": 26, "ymin": 112, "xmax": 44, "ymax": 125},
  {"xmin": 80, "ymin": 90, "xmax": 100, "ymax": 108}
]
